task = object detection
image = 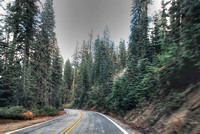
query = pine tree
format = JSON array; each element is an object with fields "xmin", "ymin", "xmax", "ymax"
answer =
[
  {"xmin": 169, "ymin": 0, "xmax": 181, "ymax": 44},
  {"xmin": 80, "ymin": 57, "xmax": 89, "ymax": 104},
  {"xmin": 179, "ymin": 0, "xmax": 200, "ymax": 82},
  {"xmin": 93, "ymin": 36, "xmax": 101, "ymax": 83},
  {"xmin": 93, "ymin": 38, "xmax": 112, "ymax": 85},
  {"xmin": 93, "ymin": 33, "xmax": 114, "ymax": 103},
  {"xmin": 63, "ymin": 59, "xmax": 72, "ymax": 103},
  {"xmin": 119, "ymin": 39, "xmax": 126, "ymax": 70},
  {"xmin": 74, "ymin": 41, "xmax": 90, "ymax": 105},
  {"xmin": 0, "ymin": 11, "xmax": 11, "ymax": 106},
  {"xmin": 113, "ymin": 46, "xmax": 119, "ymax": 73},
  {"xmin": 71, "ymin": 43, "xmax": 80, "ymax": 101},
  {"xmin": 127, "ymin": 0, "xmax": 150, "ymax": 80},
  {"xmin": 1, "ymin": 0, "xmax": 40, "ymax": 107},
  {"xmin": 159, "ymin": 0, "xmax": 170, "ymax": 52},
  {"xmin": 151, "ymin": 13, "xmax": 161, "ymax": 54},
  {"xmin": 20, "ymin": 0, "xmax": 39, "ymax": 107},
  {"xmin": 129, "ymin": 0, "xmax": 149, "ymax": 61},
  {"xmin": 64, "ymin": 59, "xmax": 72, "ymax": 90},
  {"xmin": 50, "ymin": 46, "xmax": 63, "ymax": 107},
  {"xmin": 87, "ymin": 30, "xmax": 94, "ymax": 87},
  {"xmin": 0, "ymin": 1, "xmax": 20, "ymax": 106},
  {"xmin": 0, "ymin": 0, "xmax": 64, "ymax": 108},
  {"xmin": 32, "ymin": 0, "xmax": 56, "ymax": 106}
]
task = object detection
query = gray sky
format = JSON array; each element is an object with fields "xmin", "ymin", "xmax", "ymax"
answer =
[{"xmin": 52, "ymin": 0, "xmax": 132, "ymax": 62}]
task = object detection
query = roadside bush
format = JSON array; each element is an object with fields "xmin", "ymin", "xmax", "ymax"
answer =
[
  {"xmin": 57, "ymin": 107, "xmax": 64, "ymax": 111},
  {"xmin": 0, "ymin": 106, "xmax": 60, "ymax": 119},
  {"xmin": 31, "ymin": 106, "xmax": 40, "ymax": 117},
  {"xmin": 0, "ymin": 106, "xmax": 26, "ymax": 119},
  {"xmin": 38, "ymin": 106, "xmax": 58, "ymax": 116},
  {"xmin": 22, "ymin": 110, "xmax": 34, "ymax": 120}
]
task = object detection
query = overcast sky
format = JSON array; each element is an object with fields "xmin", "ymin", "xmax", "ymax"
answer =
[
  {"xmin": 1, "ymin": 0, "xmax": 162, "ymax": 62},
  {"xmin": 52, "ymin": 0, "xmax": 161, "ymax": 62},
  {"xmin": 51, "ymin": 0, "xmax": 132, "ymax": 62}
]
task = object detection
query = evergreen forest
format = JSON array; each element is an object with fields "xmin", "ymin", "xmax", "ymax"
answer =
[{"xmin": 0, "ymin": 0, "xmax": 200, "ymax": 133}]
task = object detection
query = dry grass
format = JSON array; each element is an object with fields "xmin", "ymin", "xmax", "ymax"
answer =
[
  {"xmin": 59, "ymin": 110, "xmax": 67, "ymax": 116},
  {"xmin": 108, "ymin": 112, "xmax": 116, "ymax": 118}
]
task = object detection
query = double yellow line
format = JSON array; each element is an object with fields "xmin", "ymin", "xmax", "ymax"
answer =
[{"xmin": 60, "ymin": 112, "xmax": 83, "ymax": 134}]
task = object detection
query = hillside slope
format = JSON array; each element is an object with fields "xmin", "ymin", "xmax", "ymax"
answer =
[{"xmin": 119, "ymin": 82, "xmax": 200, "ymax": 134}]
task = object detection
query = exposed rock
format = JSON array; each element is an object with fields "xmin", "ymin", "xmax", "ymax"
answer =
[
  {"xmin": 124, "ymin": 110, "xmax": 135, "ymax": 120},
  {"xmin": 191, "ymin": 100, "xmax": 200, "ymax": 111}
]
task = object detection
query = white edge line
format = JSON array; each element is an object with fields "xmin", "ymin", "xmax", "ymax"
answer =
[
  {"xmin": 96, "ymin": 112, "xmax": 129, "ymax": 134},
  {"xmin": 5, "ymin": 110, "xmax": 69, "ymax": 134}
]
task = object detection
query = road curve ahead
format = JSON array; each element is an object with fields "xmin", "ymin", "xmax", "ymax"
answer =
[{"xmin": 6, "ymin": 109, "xmax": 130, "ymax": 134}]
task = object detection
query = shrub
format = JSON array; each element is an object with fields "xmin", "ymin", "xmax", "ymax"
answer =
[
  {"xmin": 38, "ymin": 106, "xmax": 58, "ymax": 116},
  {"xmin": 0, "ymin": 106, "xmax": 26, "ymax": 119},
  {"xmin": 31, "ymin": 106, "xmax": 40, "ymax": 117},
  {"xmin": 22, "ymin": 110, "xmax": 34, "ymax": 120},
  {"xmin": 57, "ymin": 107, "xmax": 64, "ymax": 111}
]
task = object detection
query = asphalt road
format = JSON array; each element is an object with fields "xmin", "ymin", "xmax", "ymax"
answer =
[{"xmin": 6, "ymin": 109, "xmax": 130, "ymax": 134}]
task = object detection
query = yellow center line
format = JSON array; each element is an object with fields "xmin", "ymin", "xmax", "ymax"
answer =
[{"xmin": 60, "ymin": 111, "xmax": 83, "ymax": 134}]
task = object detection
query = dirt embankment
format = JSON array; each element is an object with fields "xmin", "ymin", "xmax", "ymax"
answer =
[
  {"xmin": 0, "ymin": 111, "xmax": 66, "ymax": 134},
  {"xmin": 120, "ymin": 83, "xmax": 200, "ymax": 134}
]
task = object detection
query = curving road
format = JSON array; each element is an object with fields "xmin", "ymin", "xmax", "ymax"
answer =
[{"xmin": 6, "ymin": 109, "xmax": 130, "ymax": 134}]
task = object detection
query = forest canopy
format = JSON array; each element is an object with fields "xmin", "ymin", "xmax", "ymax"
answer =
[{"xmin": 0, "ymin": 0, "xmax": 199, "ymax": 118}]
